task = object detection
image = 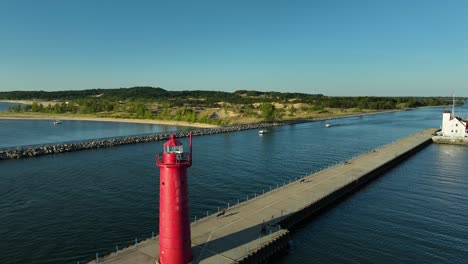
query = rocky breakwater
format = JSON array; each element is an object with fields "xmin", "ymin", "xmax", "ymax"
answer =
[{"xmin": 0, "ymin": 122, "xmax": 281, "ymax": 160}]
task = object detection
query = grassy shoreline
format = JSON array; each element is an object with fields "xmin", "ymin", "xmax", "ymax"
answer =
[
  {"xmin": 0, "ymin": 107, "xmax": 411, "ymax": 128},
  {"xmin": 0, "ymin": 98, "xmax": 450, "ymax": 128}
]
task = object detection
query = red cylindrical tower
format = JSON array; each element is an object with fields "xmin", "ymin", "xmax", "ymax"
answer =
[{"xmin": 156, "ymin": 133, "xmax": 193, "ymax": 264}]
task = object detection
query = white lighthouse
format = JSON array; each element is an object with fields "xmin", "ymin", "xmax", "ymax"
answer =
[{"xmin": 441, "ymin": 110, "xmax": 467, "ymax": 137}]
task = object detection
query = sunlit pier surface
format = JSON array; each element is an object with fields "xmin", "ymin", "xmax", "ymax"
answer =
[{"xmin": 90, "ymin": 128, "xmax": 438, "ymax": 264}]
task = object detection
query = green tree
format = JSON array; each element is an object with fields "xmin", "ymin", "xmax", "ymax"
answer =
[
  {"xmin": 53, "ymin": 104, "xmax": 64, "ymax": 113},
  {"xmin": 259, "ymin": 103, "xmax": 276, "ymax": 121},
  {"xmin": 197, "ymin": 112, "xmax": 210, "ymax": 123},
  {"xmin": 157, "ymin": 103, "xmax": 171, "ymax": 119},
  {"xmin": 274, "ymin": 108, "xmax": 284, "ymax": 120},
  {"xmin": 134, "ymin": 103, "xmax": 151, "ymax": 119},
  {"xmin": 288, "ymin": 105, "xmax": 296, "ymax": 116},
  {"xmin": 31, "ymin": 102, "xmax": 40, "ymax": 112}
]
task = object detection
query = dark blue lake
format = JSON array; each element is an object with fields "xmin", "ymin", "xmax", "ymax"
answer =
[{"xmin": 0, "ymin": 105, "xmax": 467, "ymax": 263}]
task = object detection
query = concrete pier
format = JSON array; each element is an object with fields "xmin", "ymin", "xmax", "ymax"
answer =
[{"xmin": 89, "ymin": 128, "xmax": 437, "ymax": 264}]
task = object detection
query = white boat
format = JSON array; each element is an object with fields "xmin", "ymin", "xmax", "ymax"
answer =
[
  {"xmin": 53, "ymin": 120, "xmax": 62, "ymax": 125},
  {"xmin": 325, "ymin": 123, "xmax": 332, "ymax": 128},
  {"xmin": 258, "ymin": 129, "xmax": 268, "ymax": 134}
]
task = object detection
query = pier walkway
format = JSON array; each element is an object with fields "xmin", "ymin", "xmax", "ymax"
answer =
[{"xmin": 90, "ymin": 128, "xmax": 437, "ymax": 264}]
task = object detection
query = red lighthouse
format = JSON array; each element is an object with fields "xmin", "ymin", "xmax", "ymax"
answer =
[{"xmin": 156, "ymin": 133, "xmax": 193, "ymax": 264}]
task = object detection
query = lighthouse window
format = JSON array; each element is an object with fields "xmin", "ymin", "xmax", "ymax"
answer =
[{"xmin": 164, "ymin": 145, "xmax": 184, "ymax": 153}]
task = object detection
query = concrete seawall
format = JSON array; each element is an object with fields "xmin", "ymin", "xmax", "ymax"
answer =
[
  {"xmin": 432, "ymin": 136, "xmax": 468, "ymax": 146},
  {"xmin": 87, "ymin": 128, "xmax": 437, "ymax": 264},
  {"xmin": 0, "ymin": 122, "xmax": 281, "ymax": 160}
]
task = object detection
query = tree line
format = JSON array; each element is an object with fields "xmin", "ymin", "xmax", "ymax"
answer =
[{"xmin": 0, "ymin": 86, "xmax": 457, "ymax": 109}]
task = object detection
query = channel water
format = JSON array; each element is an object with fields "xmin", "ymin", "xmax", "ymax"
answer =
[
  {"xmin": 0, "ymin": 119, "xmax": 189, "ymax": 149},
  {"xmin": 0, "ymin": 104, "xmax": 467, "ymax": 263}
]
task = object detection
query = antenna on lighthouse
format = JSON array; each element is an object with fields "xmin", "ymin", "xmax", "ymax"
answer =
[
  {"xmin": 452, "ymin": 92, "xmax": 455, "ymax": 117},
  {"xmin": 189, "ymin": 132, "xmax": 192, "ymax": 162}
]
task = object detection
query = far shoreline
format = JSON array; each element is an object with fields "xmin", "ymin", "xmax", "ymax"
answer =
[
  {"xmin": 0, "ymin": 108, "xmax": 406, "ymax": 129},
  {"xmin": 0, "ymin": 100, "xmax": 451, "ymax": 129},
  {"xmin": 0, "ymin": 114, "xmax": 219, "ymax": 128},
  {"xmin": 0, "ymin": 99, "xmax": 59, "ymax": 105}
]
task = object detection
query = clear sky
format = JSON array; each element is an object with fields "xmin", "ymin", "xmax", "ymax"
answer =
[{"xmin": 1, "ymin": 0, "xmax": 467, "ymax": 96}]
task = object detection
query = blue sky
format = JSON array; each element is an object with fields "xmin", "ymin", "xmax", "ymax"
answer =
[{"xmin": 1, "ymin": 0, "xmax": 467, "ymax": 96}]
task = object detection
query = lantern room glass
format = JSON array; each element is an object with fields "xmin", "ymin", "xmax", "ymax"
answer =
[{"xmin": 164, "ymin": 145, "xmax": 184, "ymax": 154}]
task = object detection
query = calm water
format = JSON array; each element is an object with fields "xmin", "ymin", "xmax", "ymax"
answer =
[
  {"xmin": 0, "ymin": 119, "xmax": 189, "ymax": 148},
  {"xmin": 273, "ymin": 143, "xmax": 468, "ymax": 264},
  {"xmin": 0, "ymin": 105, "xmax": 467, "ymax": 263},
  {"xmin": 0, "ymin": 102, "xmax": 189, "ymax": 148},
  {"xmin": 0, "ymin": 102, "xmax": 27, "ymax": 112}
]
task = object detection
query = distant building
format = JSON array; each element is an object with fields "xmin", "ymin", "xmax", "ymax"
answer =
[
  {"xmin": 210, "ymin": 112, "xmax": 219, "ymax": 119},
  {"xmin": 441, "ymin": 110, "xmax": 467, "ymax": 137}
]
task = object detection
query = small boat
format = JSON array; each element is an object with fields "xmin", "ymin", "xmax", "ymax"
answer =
[
  {"xmin": 258, "ymin": 129, "xmax": 268, "ymax": 134},
  {"xmin": 325, "ymin": 123, "xmax": 332, "ymax": 128},
  {"xmin": 53, "ymin": 120, "xmax": 62, "ymax": 125}
]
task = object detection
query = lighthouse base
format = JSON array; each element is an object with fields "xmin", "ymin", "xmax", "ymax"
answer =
[{"xmin": 156, "ymin": 257, "xmax": 193, "ymax": 264}]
